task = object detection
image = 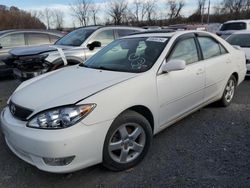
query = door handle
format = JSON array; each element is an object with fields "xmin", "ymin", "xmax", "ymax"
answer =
[{"xmin": 226, "ymin": 59, "xmax": 231, "ymax": 64}]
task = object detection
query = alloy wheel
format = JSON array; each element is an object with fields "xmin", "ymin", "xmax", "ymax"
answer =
[
  {"xmin": 224, "ymin": 79, "xmax": 235, "ymax": 103},
  {"xmin": 108, "ymin": 123, "xmax": 146, "ymax": 164}
]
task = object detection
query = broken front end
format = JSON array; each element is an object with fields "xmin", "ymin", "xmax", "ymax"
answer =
[{"xmin": 4, "ymin": 54, "xmax": 61, "ymax": 81}]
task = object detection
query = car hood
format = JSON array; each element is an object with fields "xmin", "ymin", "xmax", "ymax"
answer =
[
  {"xmin": 10, "ymin": 44, "xmax": 74, "ymax": 56},
  {"xmin": 11, "ymin": 66, "xmax": 137, "ymax": 113}
]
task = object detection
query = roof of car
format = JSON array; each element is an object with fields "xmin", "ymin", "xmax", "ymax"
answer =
[
  {"xmin": 124, "ymin": 30, "xmax": 206, "ymax": 39},
  {"xmin": 224, "ymin": 19, "xmax": 250, "ymax": 24},
  {"xmin": 75, "ymin": 25, "xmax": 144, "ymax": 31},
  {"xmin": 130, "ymin": 29, "xmax": 175, "ymax": 35},
  {"xmin": 230, "ymin": 30, "xmax": 250, "ymax": 34},
  {"xmin": 0, "ymin": 29, "xmax": 63, "ymax": 36}
]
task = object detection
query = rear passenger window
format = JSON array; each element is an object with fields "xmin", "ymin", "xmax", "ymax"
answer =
[
  {"xmin": 198, "ymin": 37, "xmax": 222, "ymax": 59},
  {"xmin": 0, "ymin": 33, "xmax": 25, "ymax": 47},
  {"xmin": 27, "ymin": 33, "xmax": 50, "ymax": 45},
  {"xmin": 117, "ymin": 29, "xmax": 136, "ymax": 38},
  {"xmin": 169, "ymin": 38, "xmax": 199, "ymax": 65}
]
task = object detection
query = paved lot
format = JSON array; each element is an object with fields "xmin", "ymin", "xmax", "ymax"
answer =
[{"xmin": 0, "ymin": 78, "xmax": 249, "ymax": 188}]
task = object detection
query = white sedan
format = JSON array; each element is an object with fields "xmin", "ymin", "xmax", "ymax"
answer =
[
  {"xmin": 226, "ymin": 30, "xmax": 250, "ymax": 76},
  {"xmin": 0, "ymin": 31, "xmax": 246, "ymax": 173}
]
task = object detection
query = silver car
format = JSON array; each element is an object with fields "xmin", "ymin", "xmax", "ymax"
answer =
[
  {"xmin": 0, "ymin": 30, "xmax": 63, "ymax": 77},
  {"xmin": 5, "ymin": 26, "xmax": 144, "ymax": 80}
]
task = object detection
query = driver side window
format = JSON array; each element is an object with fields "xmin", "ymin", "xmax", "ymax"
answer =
[{"xmin": 169, "ymin": 38, "xmax": 199, "ymax": 65}]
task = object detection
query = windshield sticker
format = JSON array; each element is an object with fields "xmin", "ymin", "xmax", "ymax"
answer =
[{"xmin": 146, "ymin": 37, "xmax": 168, "ymax": 43}]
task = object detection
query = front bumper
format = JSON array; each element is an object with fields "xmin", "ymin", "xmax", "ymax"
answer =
[
  {"xmin": 13, "ymin": 68, "xmax": 48, "ymax": 81},
  {"xmin": 0, "ymin": 107, "xmax": 112, "ymax": 173}
]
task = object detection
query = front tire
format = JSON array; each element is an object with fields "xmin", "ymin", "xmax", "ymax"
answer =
[
  {"xmin": 103, "ymin": 110, "xmax": 153, "ymax": 171},
  {"xmin": 217, "ymin": 75, "xmax": 236, "ymax": 107}
]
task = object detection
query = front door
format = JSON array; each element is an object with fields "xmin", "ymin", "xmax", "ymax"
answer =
[{"xmin": 157, "ymin": 37, "xmax": 205, "ymax": 128}]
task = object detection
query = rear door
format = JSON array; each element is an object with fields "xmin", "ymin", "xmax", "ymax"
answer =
[
  {"xmin": 157, "ymin": 35, "xmax": 205, "ymax": 127},
  {"xmin": 197, "ymin": 35, "xmax": 230, "ymax": 101}
]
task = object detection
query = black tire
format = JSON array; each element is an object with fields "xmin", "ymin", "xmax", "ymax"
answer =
[
  {"xmin": 103, "ymin": 110, "xmax": 153, "ymax": 171},
  {"xmin": 217, "ymin": 75, "xmax": 237, "ymax": 107}
]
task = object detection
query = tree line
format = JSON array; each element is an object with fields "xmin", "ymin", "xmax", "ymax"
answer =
[
  {"xmin": 1, "ymin": 0, "xmax": 250, "ymax": 30},
  {"xmin": 67, "ymin": 0, "xmax": 250, "ymax": 27},
  {"xmin": 0, "ymin": 5, "xmax": 46, "ymax": 30}
]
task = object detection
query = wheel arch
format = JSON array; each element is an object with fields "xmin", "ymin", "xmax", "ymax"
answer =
[
  {"xmin": 121, "ymin": 105, "xmax": 155, "ymax": 133},
  {"xmin": 232, "ymin": 72, "xmax": 239, "ymax": 85}
]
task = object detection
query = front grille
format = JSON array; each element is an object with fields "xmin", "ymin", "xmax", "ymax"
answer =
[{"xmin": 9, "ymin": 101, "xmax": 33, "ymax": 121}]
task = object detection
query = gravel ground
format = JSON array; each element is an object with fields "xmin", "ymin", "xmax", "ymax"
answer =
[{"xmin": 0, "ymin": 78, "xmax": 249, "ymax": 188}]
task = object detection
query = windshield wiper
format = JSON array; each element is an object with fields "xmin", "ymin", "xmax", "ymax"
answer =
[
  {"xmin": 79, "ymin": 63, "xmax": 89, "ymax": 68},
  {"xmin": 80, "ymin": 64, "xmax": 118, "ymax": 71}
]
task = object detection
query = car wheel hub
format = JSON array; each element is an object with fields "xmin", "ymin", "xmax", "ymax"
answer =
[
  {"xmin": 108, "ymin": 123, "xmax": 146, "ymax": 164},
  {"xmin": 225, "ymin": 79, "xmax": 235, "ymax": 103}
]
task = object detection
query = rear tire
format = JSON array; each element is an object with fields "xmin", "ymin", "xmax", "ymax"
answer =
[
  {"xmin": 103, "ymin": 110, "xmax": 153, "ymax": 171},
  {"xmin": 217, "ymin": 75, "xmax": 236, "ymax": 107}
]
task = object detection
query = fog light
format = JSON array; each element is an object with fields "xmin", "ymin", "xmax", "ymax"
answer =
[{"xmin": 43, "ymin": 156, "xmax": 75, "ymax": 166}]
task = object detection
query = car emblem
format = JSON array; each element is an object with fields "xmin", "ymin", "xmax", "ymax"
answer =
[{"xmin": 10, "ymin": 104, "xmax": 16, "ymax": 115}]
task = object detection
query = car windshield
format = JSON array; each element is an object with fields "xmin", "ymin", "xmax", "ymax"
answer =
[
  {"xmin": 220, "ymin": 22, "xmax": 246, "ymax": 31},
  {"xmin": 80, "ymin": 37, "xmax": 169, "ymax": 73},
  {"xmin": 55, "ymin": 28, "xmax": 95, "ymax": 46},
  {"xmin": 227, "ymin": 34, "xmax": 250, "ymax": 47}
]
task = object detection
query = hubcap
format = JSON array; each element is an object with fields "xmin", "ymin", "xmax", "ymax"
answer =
[
  {"xmin": 108, "ymin": 123, "xmax": 146, "ymax": 163},
  {"xmin": 225, "ymin": 79, "xmax": 235, "ymax": 103}
]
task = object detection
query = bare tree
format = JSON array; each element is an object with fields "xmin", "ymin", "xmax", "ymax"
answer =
[
  {"xmin": 166, "ymin": 0, "xmax": 185, "ymax": 20},
  {"xmin": 53, "ymin": 9, "xmax": 64, "ymax": 30},
  {"xmin": 132, "ymin": 0, "xmax": 147, "ymax": 22},
  {"xmin": 41, "ymin": 8, "xmax": 53, "ymax": 29},
  {"xmin": 196, "ymin": 0, "xmax": 206, "ymax": 15},
  {"xmin": 89, "ymin": 3, "xmax": 99, "ymax": 25},
  {"xmin": 70, "ymin": 0, "xmax": 91, "ymax": 26},
  {"xmin": 30, "ymin": 10, "xmax": 43, "ymax": 20},
  {"xmin": 222, "ymin": 0, "xmax": 250, "ymax": 14},
  {"xmin": 144, "ymin": 0, "xmax": 157, "ymax": 23},
  {"xmin": 107, "ymin": 0, "xmax": 128, "ymax": 25}
]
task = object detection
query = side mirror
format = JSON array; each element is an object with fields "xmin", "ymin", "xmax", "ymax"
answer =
[
  {"xmin": 87, "ymin": 41, "xmax": 101, "ymax": 51},
  {"xmin": 162, "ymin": 59, "xmax": 186, "ymax": 73},
  {"xmin": 0, "ymin": 44, "xmax": 2, "ymax": 49}
]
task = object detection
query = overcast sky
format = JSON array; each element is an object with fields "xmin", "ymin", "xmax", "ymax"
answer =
[{"xmin": 1, "ymin": 0, "xmax": 219, "ymax": 27}]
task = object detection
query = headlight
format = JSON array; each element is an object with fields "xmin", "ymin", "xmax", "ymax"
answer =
[
  {"xmin": 27, "ymin": 104, "xmax": 96, "ymax": 129},
  {"xmin": 38, "ymin": 53, "xmax": 49, "ymax": 60}
]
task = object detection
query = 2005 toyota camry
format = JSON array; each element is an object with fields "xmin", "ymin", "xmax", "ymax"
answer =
[{"xmin": 0, "ymin": 31, "xmax": 246, "ymax": 173}]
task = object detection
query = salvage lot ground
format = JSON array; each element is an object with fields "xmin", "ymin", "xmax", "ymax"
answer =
[{"xmin": 0, "ymin": 78, "xmax": 249, "ymax": 188}]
